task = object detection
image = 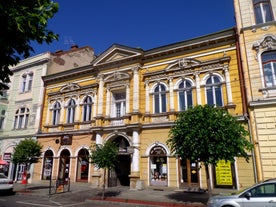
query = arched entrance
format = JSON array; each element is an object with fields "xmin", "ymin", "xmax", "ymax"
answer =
[
  {"xmin": 58, "ymin": 149, "xmax": 70, "ymax": 183},
  {"xmin": 76, "ymin": 148, "xmax": 89, "ymax": 182},
  {"xmin": 42, "ymin": 150, "xmax": 53, "ymax": 180},
  {"xmin": 108, "ymin": 136, "xmax": 131, "ymax": 187},
  {"xmin": 150, "ymin": 146, "xmax": 168, "ymax": 186}
]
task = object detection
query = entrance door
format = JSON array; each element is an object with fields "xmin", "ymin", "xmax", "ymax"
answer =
[
  {"xmin": 58, "ymin": 149, "xmax": 70, "ymax": 183},
  {"xmin": 108, "ymin": 136, "xmax": 131, "ymax": 187},
  {"xmin": 181, "ymin": 159, "xmax": 199, "ymax": 187}
]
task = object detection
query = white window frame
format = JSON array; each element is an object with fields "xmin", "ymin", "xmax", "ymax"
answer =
[
  {"xmin": 82, "ymin": 96, "xmax": 93, "ymax": 121},
  {"xmin": 262, "ymin": 51, "xmax": 276, "ymax": 87},
  {"xmin": 177, "ymin": 79, "xmax": 194, "ymax": 111},
  {"xmin": 52, "ymin": 101, "xmax": 61, "ymax": 125},
  {"xmin": 111, "ymin": 91, "xmax": 126, "ymax": 118},
  {"xmin": 20, "ymin": 72, "xmax": 34, "ymax": 93},
  {"xmin": 253, "ymin": 0, "xmax": 273, "ymax": 24},
  {"xmin": 14, "ymin": 107, "xmax": 29, "ymax": 129},
  {"xmin": 152, "ymin": 83, "xmax": 167, "ymax": 114},
  {"xmin": 205, "ymin": 75, "xmax": 223, "ymax": 107},
  {"xmin": 66, "ymin": 99, "xmax": 76, "ymax": 124}
]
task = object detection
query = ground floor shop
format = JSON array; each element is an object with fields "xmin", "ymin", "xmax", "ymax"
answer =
[{"xmin": 32, "ymin": 128, "xmax": 256, "ymax": 191}]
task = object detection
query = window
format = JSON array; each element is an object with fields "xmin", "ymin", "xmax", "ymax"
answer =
[
  {"xmin": 82, "ymin": 96, "xmax": 92, "ymax": 121},
  {"xmin": 66, "ymin": 99, "xmax": 76, "ymax": 124},
  {"xmin": 250, "ymin": 183, "xmax": 276, "ymax": 197},
  {"xmin": 112, "ymin": 92, "xmax": 126, "ymax": 117},
  {"xmin": 253, "ymin": 0, "xmax": 273, "ymax": 24},
  {"xmin": 14, "ymin": 107, "xmax": 29, "ymax": 129},
  {"xmin": 20, "ymin": 72, "xmax": 34, "ymax": 92},
  {"xmin": 206, "ymin": 75, "xmax": 223, "ymax": 106},
  {"xmin": 178, "ymin": 80, "xmax": 193, "ymax": 111},
  {"xmin": 52, "ymin": 102, "xmax": 61, "ymax": 125},
  {"xmin": 153, "ymin": 83, "xmax": 167, "ymax": 113},
  {"xmin": 262, "ymin": 51, "xmax": 276, "ymax": 87},
  {"xmin": 0, "ymin": 110, "xmax": 5, "ymax": 130}
]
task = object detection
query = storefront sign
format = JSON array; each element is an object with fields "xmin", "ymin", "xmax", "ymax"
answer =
[{"xmin": 215, "ymin": 160, "xmax": 233, "ymax": 186}]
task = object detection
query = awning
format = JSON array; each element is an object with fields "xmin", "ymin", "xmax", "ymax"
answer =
[{"xmin": 0, "ymin": 160, "xmax": 8, "ymax": 165}]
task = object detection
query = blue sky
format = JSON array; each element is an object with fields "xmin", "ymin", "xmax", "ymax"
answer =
[{"xmin": 31, "ymin": 0, "xmax": 235, "ymax": 56}]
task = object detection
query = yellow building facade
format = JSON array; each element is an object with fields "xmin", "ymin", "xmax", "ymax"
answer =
[
  {"xmin": 234, "ymin": 0, "xmax": 276, "ymax": 181},
  {"xmin": 34, "ymin": 28, "xmax": 255, "ymax": 191}
]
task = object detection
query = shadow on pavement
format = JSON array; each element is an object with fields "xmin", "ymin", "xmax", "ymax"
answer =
[{"xmin": 166, "ymin": 192, "xmax": 209, "ymax": 204}]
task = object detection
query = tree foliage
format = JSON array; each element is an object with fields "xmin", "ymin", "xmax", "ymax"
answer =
[
  {"xmin": 167, "ymin": 105, "xmax": 253, "ymax": 165},
  {"xmin": 0, "ymin": 0, "xmax": 59, "ymax": 92},
  {"xmin": 12, "ymin": 138, "xmax": 43, "ymax": 165}
]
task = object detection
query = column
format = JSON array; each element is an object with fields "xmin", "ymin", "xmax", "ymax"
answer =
[
  {"xmin": 132, "ymin": 67, "xmax": 139, "ymax": 112},
  {"xmin": 132, "ymin": 130, "xmax": 140, "ymax": 172},
  {"xmin": 96, "ymin": 133, "xmax": 102, "ymax": 145},
  {"xmin": 126, "ymin": 84, "xmax": 130, "ymax": 114},
  {"xmin": 106, "ymin": 87, "xmax": 110, "ymax": 116},
  {"xmin": 45, "ymin": 100, "xmax": 51, "ymax": 125},
  {"xmin": 75, "ymin": 96, "xmax": 81, "ymax": 122},
  {"xmin": 224, "ymin": 65, "xmax": 233, "ymax": 104},
  {"xmin": 60, "ymin": 100, "xmax": 65, "ymax": 124},
  {"xmin": 169, "ymin": 77, "xmax": 174, "ymax": 111},
  {"xmin": 195, "ymin": 72, "xmax": 202, "ymax": 105},
  {"xmin": 145, "ymin": 81, "xmax": 150, "ymax": 113},
  {"xmin": 97, "ymin": 76, "xmax": 104, "ymax": 116},
  {"xmin": 93, "ymin": 93, "xmax": 97, "ymax": 118}
]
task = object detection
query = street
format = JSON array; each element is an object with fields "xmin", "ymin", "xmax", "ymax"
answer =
[{"xmin": 0, "ymin": 192, "xmax": 124, "ymax": 207}]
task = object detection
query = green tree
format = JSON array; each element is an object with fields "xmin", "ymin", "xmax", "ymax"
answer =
[
  {"xmin": 0, "ymin": 0, "xmax": 59, "ymax": 93},
  {"xmin": 167, "ymin": 105, "xmax": 253, "ymax": 195},
  {"xmin": 89, "ymin": 141, "xmax": 118, "ymax": 199},
  {"xmin": 12, "ymin": 138, "xmax": 43, "ymax": 189}
]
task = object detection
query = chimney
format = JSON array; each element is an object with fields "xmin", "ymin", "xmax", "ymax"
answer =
[{"xmin": 71, "ymin": 45, "xmax": 79, "ymax": 50}]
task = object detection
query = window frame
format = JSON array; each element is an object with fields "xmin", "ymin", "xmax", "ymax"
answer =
[
  {"xmin": 177, "ymin": 79, "xmax": 193, "ymax": 111},
  {"xmin": 153, "ymin": 83, "xmax": 167, "ymax": 114},
  {"xmin": 111, "ymin": 91, "xmax": 126, "ymax": 118},
  {"xmin": 205, "ymin": 75, "xmax": 223, "ymax": 107},
  {"xmin": 262, "ymin": 51, "xmax": 276, "ymax": 88},
  {"xmin": 253, "ymin": 0, "xmax": 274, "ymax": 24},
  {"xmin": 66, "ymin": 99, "xmax": 76, "ymax": 124},
  {"xmin": 82, "ymin": 96, "xmax": 93, "ymax": 122},
  {"xmin": 52, "ymin": 101, "xmax": 61, "ymax": 125},
  {"xmin": 13, "ymin": 107, "xmax": 29, "ymax": 129}
]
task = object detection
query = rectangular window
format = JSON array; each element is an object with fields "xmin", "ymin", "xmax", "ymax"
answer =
[
  {"xmin": 253, "ymin": 0, "xmax": 273, "ymax": 24},
  {"xmin": 112, "ymin": 91, "xmax": 126, "ymax": 118}
]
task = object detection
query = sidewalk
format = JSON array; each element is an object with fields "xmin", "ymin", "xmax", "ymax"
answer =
[{"xmin": 14, "ymin": 182, "xmax": 208, "ymax": 207}]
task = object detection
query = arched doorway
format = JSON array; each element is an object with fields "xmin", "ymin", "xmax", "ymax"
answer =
[
  {"xmin": 58, "ymin": 149, "xmax": 70, "ymax": 183},
  {"xmin": 76, "ymin": 148, "xmax": 89, "ymax": 182},
  {"xmin": 108, "ymin": 136, "xmax": 131, "ymax": 187},
  {"xmin": 42, "ymin": 150, "xmax": 53, "ymax": 180},
  {"xmin": 150, "ymin": 146, "xmax": 168, "ymax": 186}
]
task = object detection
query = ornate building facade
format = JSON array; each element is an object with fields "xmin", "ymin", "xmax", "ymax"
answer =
[
  {"xmin": 34, "ymin": 28, "xmax": 255, "ymax": 191},
  {"xmin": 234, "ymin": 0, "xmax": 276, "ymax": 181}
]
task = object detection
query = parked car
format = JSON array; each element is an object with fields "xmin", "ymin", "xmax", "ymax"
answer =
[
  {"xmin": 207, "ymin": 179, "xmax": 276, "ymax": 207},
  {"xmin": 0, "ymin": 173, "xmax": 13, "ymax": 193}
]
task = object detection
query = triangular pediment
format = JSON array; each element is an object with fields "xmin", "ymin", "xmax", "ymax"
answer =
[{"xmin": 92, "ymin": 44, "xmax": 143, "ymax": 66}]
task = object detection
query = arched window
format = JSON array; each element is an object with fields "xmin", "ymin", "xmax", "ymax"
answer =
[
  {"xmin": 76, "ymin": 149, "xmax": 89, "ymax": 182},
  {"xmin": 153, "ymin": 83, "xmax": 167, "ymax": 113},
  {"xmin": 262, "ymin": 51, "xmax": 276, "ymax": 87},
  {"xmin": 66, "ymin": 99, "xmax": 76, "ymax": 124},
  {"xmin": 83, "ymin": 96, "xmax": 92, "ymax": 121},
  {"xmin": 206, "ymin": 75, "xmax": 223, "ymax": 107},
  {"xmin": 253, "ymin": 0, "xmax": 273, "ymax": 24},
  {"xmin": 178, "ymin": 80, "xmax": 193, "ymax": 111},
  {"xmin": 14, "ymin": 107, "xmax": 29, "ymax": 129},
  {"xmin": 42, "ymin": 150, "xmax": 53, "ymax": 180},
  {"xmin": 52, "ymin": 102, "xmax": 61, "ymax": 125}
]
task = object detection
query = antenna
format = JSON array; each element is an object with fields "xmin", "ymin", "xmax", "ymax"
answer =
[{"xmin": 63, "ymin": 36, "xmax": 75, "ymax": 46}]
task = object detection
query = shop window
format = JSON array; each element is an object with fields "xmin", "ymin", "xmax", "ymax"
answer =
[
  {"xmin": 76, "ymin": 149, "xmax": 89, "ymax": 182},
  {"xmin": 206, "ymin": 75, "xmax": 223, "ymax": 107},
  {"xmin": 150, "ymin": 146, "xmax": 168, "ymax": 186},
  {"xmin": 253, "ymin": 0, "xmax": 273, "ymax": 24},
  {"xmin": 214, "ymin": 160, "xmax": 236, "ymax": 188},
  {"xmin": 58, "ymin": 149, "xmax": 70, "ymax": 183},
  {"xmin": 177, "ymin": 79, "xmax": 193, "ymax": 111},
  {"xmin": 42, "ymin": 150, "xmax": 53, "ymax": 180}
]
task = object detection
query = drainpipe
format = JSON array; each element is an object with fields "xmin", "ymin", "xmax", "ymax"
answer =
[{"xmin": 234, "ymin": 27, "xmax": 258, "ymax": 183}]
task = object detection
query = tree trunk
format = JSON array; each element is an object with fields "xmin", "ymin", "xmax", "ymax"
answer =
[
  {"xmin": 101, "ymin": 168, "xmax": 106, "ymax": 200},
  {"xmin": 205, "ymin": 163, "xmax": 212, "ymax": 197}
]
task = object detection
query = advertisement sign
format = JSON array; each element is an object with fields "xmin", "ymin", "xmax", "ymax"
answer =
[{"xmin": 215, "ymin": 160, "xmax": 233, "ymax": 186}]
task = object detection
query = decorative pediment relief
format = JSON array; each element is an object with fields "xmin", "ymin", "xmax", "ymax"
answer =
[
  {"xmin": 253, "ymin": 35, "xmax": 276, "ymax": 52},
  {"xmin": 104, "ymin": 71, "xmax": 131, "ymax": 83},
  {"xmin": 92, "ymin": 45, "xmax": 143, "ymax": 66},
  {"xmin": 166, "ymin": 58, "xmax": 201, "ymax": 71},
  {"xmin": 60, "ymin": 82, "xmax": 81, "ymax": 92}
]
